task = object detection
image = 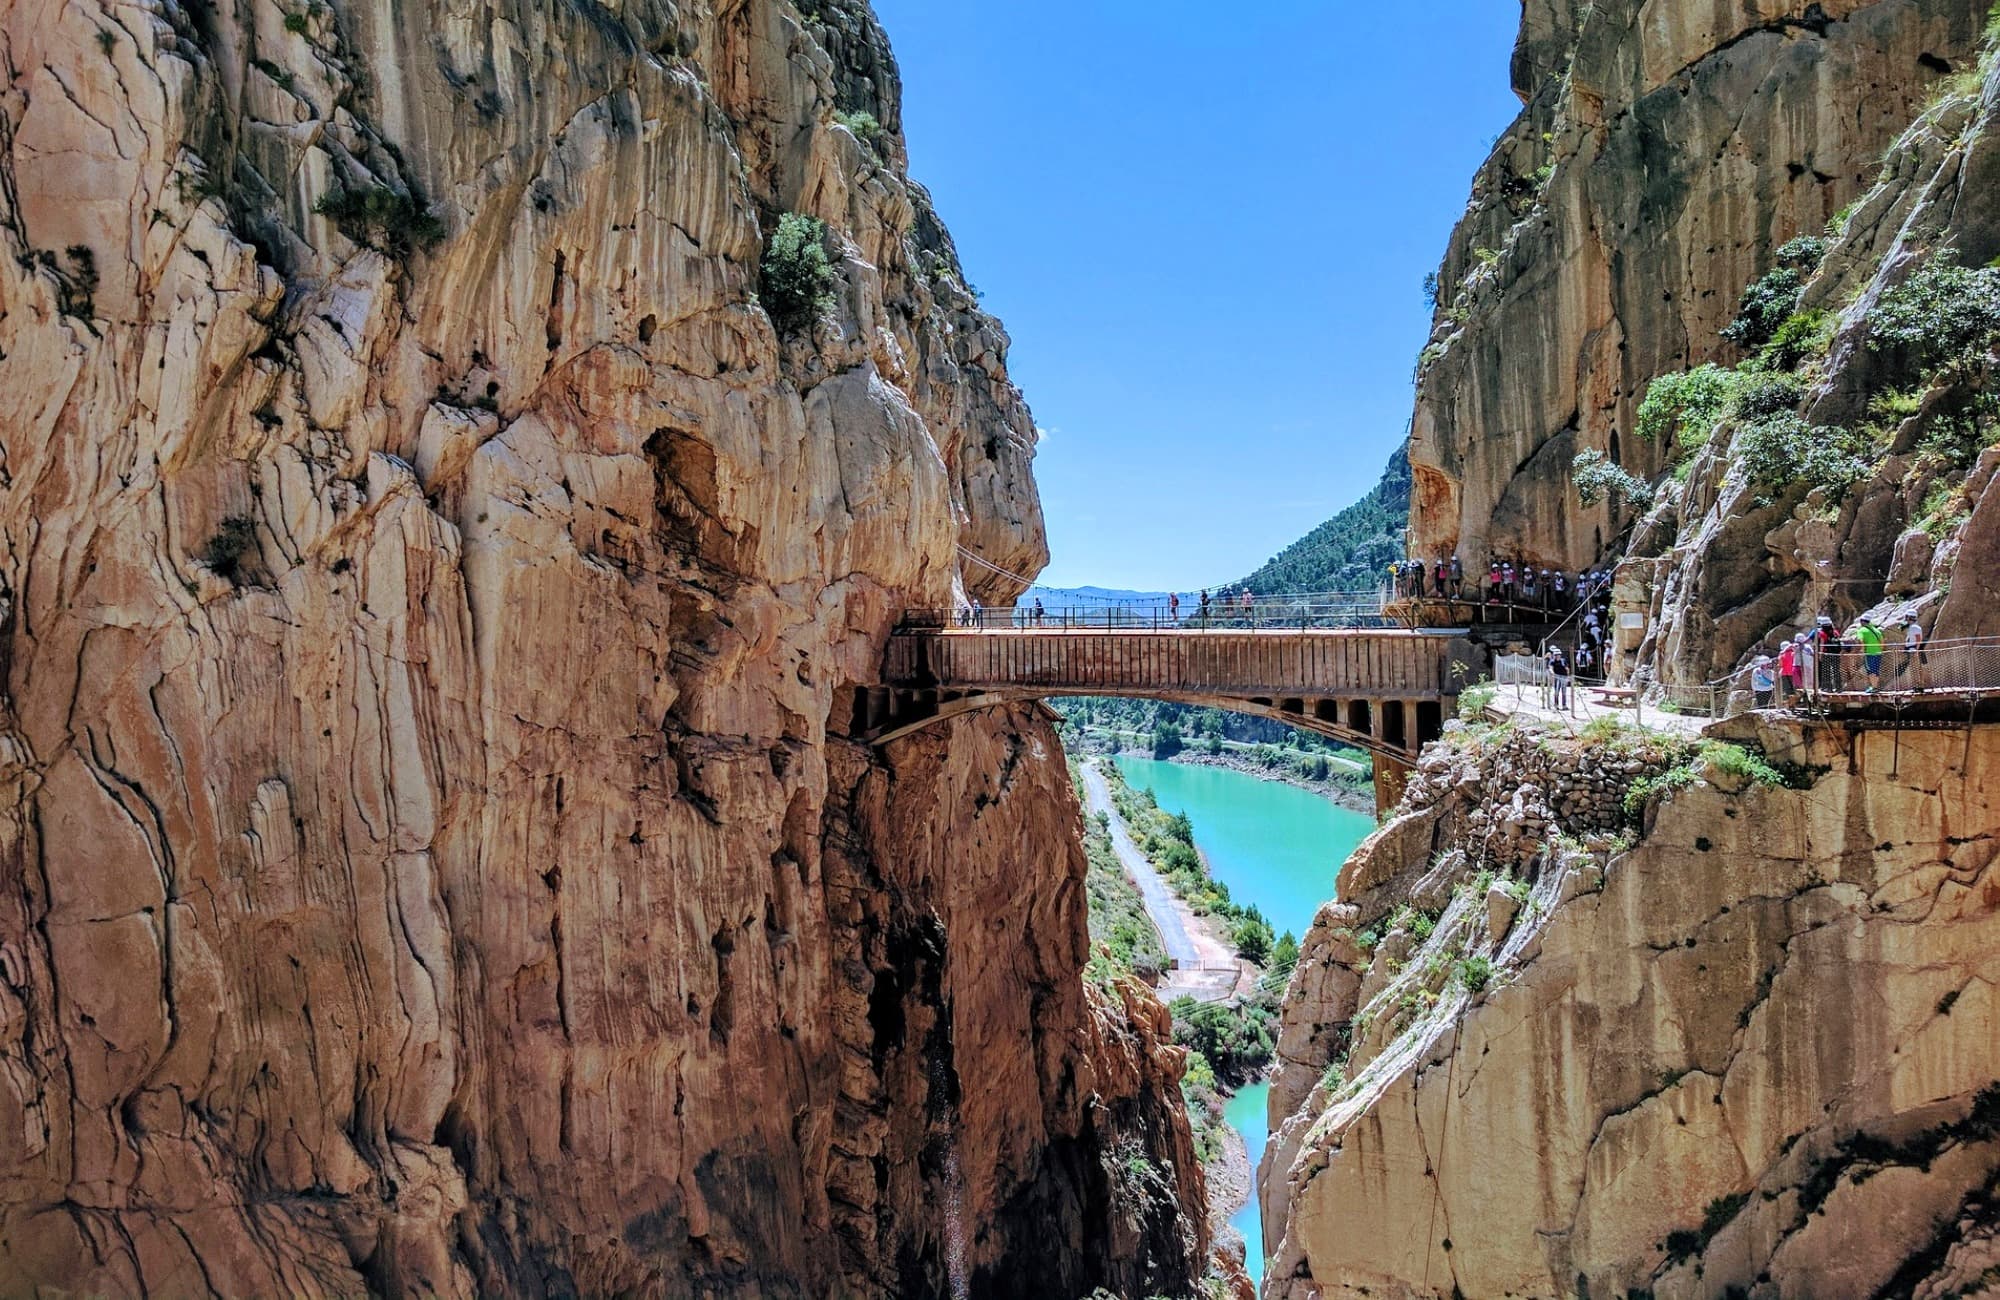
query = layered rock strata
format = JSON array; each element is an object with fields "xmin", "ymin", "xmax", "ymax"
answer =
[
  {"xmin": 0, "ymin": 1, "xmax": 1204, "ymax": 1295},
  {"xmin": 1263, "ymin": 714, "xmax": 2000, "ymax": 1298}
]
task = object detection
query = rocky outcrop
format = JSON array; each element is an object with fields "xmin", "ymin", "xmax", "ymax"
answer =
[
  {"xmin": 1262, "ymin": 713, "xmax": 2000, "ymax": 1298},
  {"xmin": 1410, "ymin": 0, "xmax": 1987, "ymax": 573},
  {"xmin": 0, "ymin": 1, "xmax": 1203, "ymax": 1295}
]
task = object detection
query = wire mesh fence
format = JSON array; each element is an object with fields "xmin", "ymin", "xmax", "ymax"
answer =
[{"xmin": 1496, "ymin": 638, "xmax": 2000, "ymax": 725}]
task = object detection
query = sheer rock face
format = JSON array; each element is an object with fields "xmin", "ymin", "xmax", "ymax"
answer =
[
  {"xmin": 1262, "ymin": 718, "xmax": 2000, "ymax": 1299},
  {"xmin": 1630, "ymin": 54, "xmax": 2000, "ymax": 685},
  {"xmin": 1409, "ymin": 0, "xmax": 1986, "ymax": 573},
  {"xmin": 0, "ymin": 2, "xmax": 1204, "ymax": 1296}
]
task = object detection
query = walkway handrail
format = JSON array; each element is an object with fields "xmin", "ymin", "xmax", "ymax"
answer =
[{"xmin": 910, "ymin": 592, "xmax": 1392, "ymax": 633}]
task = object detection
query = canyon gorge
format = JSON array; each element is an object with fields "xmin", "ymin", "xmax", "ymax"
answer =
[{"xmin": 7, "ymin": 0, "xmax": 2000, "ymax": 1297}]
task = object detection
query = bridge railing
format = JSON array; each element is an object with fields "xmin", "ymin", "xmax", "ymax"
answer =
[
  {"xmin": 1653, "ymin": 637, "xmax": 2000, "ymax": 719},
  {"xmin": 903, "ymin": 590, "xmax": 1391, "ymax": 633},
  {"xmin": 1496, "ymin": 636, "xmax": 2000, "ymax": 722}
]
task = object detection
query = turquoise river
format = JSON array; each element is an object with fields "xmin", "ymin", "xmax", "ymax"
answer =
[{"xmin": 1110, "ymin": 756, "xmax": 1375, "ymax": 1286}]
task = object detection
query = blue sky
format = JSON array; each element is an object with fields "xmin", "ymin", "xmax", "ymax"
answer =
[{"xmin": 872, "ymin": 1, "xmax": 1525, "ymax": 591}]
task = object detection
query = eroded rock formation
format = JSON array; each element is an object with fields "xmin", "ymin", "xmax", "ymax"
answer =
[
  {"xmin": 1265, "ymin": 3, "xmax": 2000, "ymax": 1293},
  {"xmin": 0, "ymin": 1, "xmax": 1204, "ymax": 1294},
  {"xmin": 1263, "ymin": 715, "xmax": 2000, "ymax": 1298}
]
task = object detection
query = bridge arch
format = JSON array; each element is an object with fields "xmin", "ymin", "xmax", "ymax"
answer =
[{"xmin": 857, "ymin": 686, "xmax": 1440, "ymax": 759}]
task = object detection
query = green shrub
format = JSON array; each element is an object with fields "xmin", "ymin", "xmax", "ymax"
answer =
[
  {"xmin": 1454, "ymin": 955, "xmax": 1495, "ymax": 992},
  {"xmin": 1867, "ymin": 258, "xmax": 2000, "ymax": 383},
  {"xmin": 760, "ymin": 212, "xmax": 838, "ymax": 333},
  {"xmin": 314, "ymin": 185, "xmax": 446, "ymax": 255},
  {"xmin": 1916, "ymin": 481, "xmax": 1972, "ymax": 539},
  {"xmin": 1735, "ymin": 373, "xmax": 1805, "ymax": 420},
  {"xmin": 1732, "ymin": 414, "xmax": 1873, "ymax": 507},
  {"xmin": 1232, "ymin": 911, "xmax": 1274, "ymax": 964},
  {"xmin": 283, "ymin": 10, "xmax": 309, "ymax": 32},
  {"xmin": 1623, "ymin": 765, "xmax": 1696, "ymax": 822},
  {"xmin": 1722, "ymin": 237, "xmax": 1828, "ymax": 353},
  {"xmin": 832, "ymin": 108, "xmax": 884, "ymax": 147},
  {"xmin": 1758, "ymin": 308, "xmax": 1833, "ymax": 371},
  {"xmin": 1571, "ymin": 449, "xmax": 1655, "ymax": 510},
  {"xmin": 1697, "ymin": 741, "xmax": 1784, "ymax": 787},
  {"xmin": 1635, "ymin": 365, "xmax": 1743, "ymax": 450},
  {"xmin": 200, "ymin": 516, "xmax": 258, "ymax": 583},
  {"xmin": 1457, "ymin": 678, "xmax": 1496, "ymax": 721}
]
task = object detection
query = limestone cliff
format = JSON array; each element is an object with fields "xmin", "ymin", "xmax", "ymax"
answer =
[
  {"xmin": 1626, "ymin": 34, "xmax": 2000, "ymax": 686},
  {"xmin": 0, "ymin": 1, "xmax": 1205, "ymax": 1295},
  {"xmin": 1262, "ymin": 714, "xmax": 2000, "ymax": 1298},
  {"xmin": 1410, "ymin": 0, "xmax": 1988, "ymax": 573},
  {"xmin": 1265, "ymin": 7, "xmax": 2000, "ymax": 1289}
]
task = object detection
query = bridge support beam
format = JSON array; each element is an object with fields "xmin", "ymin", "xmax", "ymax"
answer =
[{"xmin": 1374, "ymin": 754, "xmax": 1411, "ymax": 819}]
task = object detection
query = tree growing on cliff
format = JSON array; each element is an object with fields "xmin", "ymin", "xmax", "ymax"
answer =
[
  {"xmin": 760, "ymin": 212, "xmax": 839, "ymax": 333},
  {"xmin": 1721, "ymin": 235, "xmax": 1827, "ymax": 353},
  {"xmin": 1867, "ymin": 258, "xmax": 2000, "ymax": 417},
  {"xmin": 1571, "ymin": 449, "xmax": 1655, "ymax": 510}
]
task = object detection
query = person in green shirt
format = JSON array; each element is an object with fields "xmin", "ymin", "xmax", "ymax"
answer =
[{"xmin": 1854, "ymin": 616, "xmax": 1886, "ymax": 693}]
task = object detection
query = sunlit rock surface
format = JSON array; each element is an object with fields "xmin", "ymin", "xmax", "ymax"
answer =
[{"xmin": 0, "ymin": 1, "xmax": 1205, "ymax": 1294}]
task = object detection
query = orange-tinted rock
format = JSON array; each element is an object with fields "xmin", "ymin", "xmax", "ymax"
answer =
[{"xmin": 0, "ymin": 2, "xmax": 1203, "ymax": 1294}]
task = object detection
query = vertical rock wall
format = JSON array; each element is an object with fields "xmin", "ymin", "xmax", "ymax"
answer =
[
  {"xmin": 1409, "ymin": 0, "xmax": 1985, "ymax": 572},
  {"xmin": 0, "ymin": 1, "xmax": 1204, "ymax": 1295}
]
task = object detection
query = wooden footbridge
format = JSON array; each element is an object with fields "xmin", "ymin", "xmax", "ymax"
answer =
[{"xmin": 857, "ymin": 619, "xmax": 1490, "ymax": 805}]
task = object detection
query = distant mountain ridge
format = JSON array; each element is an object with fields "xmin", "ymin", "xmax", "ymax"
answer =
[
  {"xmin": 1234, "ymin": 449, "xmax": 1410, "ymax": 594},
  {"xmin": 1022, "ymin": 584, "xmax": 1171, "ymax": 609}
]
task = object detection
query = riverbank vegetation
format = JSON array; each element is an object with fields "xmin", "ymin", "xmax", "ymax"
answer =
[
  {"xmin": 1101, "ymin": 763, "xmax": 1280, "ymax": 962},
  {"xmin": 1073, "ymin": 760, "xmax": 1307, "ymax": 1177},
  {"xmin": 1072, "ymin": 764, "xmax": 1171, "ymax": 987}
]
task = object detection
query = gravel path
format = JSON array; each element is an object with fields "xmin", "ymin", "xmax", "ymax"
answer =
[{"xmin": 1080, "ymin": 760, "xmax": 1241, "ymax": 1003}]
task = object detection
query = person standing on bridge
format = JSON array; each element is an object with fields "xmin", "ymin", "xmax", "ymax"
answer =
[
  {"xmin": 1200, "ymin": 589, "xmax": 1211, "ymax": 625},
  {"xmin": 1854, "ymin": 615, "xmax": 1886, "ymax": 694},
  {"xmin": 1751, "ymin": 652, "xmax": 1777, "ymax": 709},
  {"xmin": 1778, "ymin": 636, "xmax": 1799, "ymax": 704},
  {"xmin": 1450, "ymin": 555, "xmax": 1464, "ymax": 598},
  {"xmin": 1501, "ymin": 560, "xmax": 1515, "ymax": 603},
  {"xmin": 1902, "ymin": 617, "xmax": 1928, "ymax": 689},
  {"xmin": 1032, "ymin": 597, "xmax": 1045, "ymax": 627},
  {"xmin": 1240, "ymin": 587, "xmax": 1255, "ymax": 622},
  {"xmin": 1168, "ymin": 592, "xmax": 1180, "ymax": 623},
  {"xmin": 1434, "ymin": 557, "xmax": 1449, "ymax": 600},
  {"xmin": 1796, "ymin": 630, "xmax": 1818, "ymax": 703},
  {"xmin": 1546, "ymin": 645, "xmax": 1572, "ymax": 710}
]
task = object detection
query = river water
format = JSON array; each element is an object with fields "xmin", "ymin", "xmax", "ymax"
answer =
[{"xmin": 1111, "ymin": 756, "xmax": 1374, "ymax": 1287}]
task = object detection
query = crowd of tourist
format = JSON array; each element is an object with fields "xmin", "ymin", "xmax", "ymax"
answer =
[{"xmin": 1387, "ymin": 555, "xmax": 1616, "ymax": 615}]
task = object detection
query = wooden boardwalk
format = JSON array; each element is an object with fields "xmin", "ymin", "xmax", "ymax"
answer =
[{"xmin": 860, "ymin": 627, "xmax": 1477, "ymax": 767}]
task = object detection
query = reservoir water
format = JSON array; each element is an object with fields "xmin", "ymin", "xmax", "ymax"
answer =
[
  {"xmin": 1224, "ymin": 1082, "xmax": 1272, "ymax": 1275},
  {"xmin": 1110, "ymin": 756, "xmax": 1373, "ymax": 942},
  {"xmin": 1111, "ymin": 755, "xmax": 1374, "ymax": 1287}
]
